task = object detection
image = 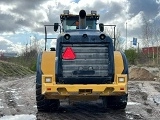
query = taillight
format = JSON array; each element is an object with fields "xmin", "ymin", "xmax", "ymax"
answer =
[{"xmin": 62, "ymin": 47, "xmax": 76, "ymax": 60}]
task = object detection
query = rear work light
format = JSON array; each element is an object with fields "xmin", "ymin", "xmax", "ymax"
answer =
[
  {"xmin": 99, "ymin": 34, "xmax": 106, "ymax": 40},
  {"xmin": 64, "ymin": 34, "xmax": 70, "ymax": 40},
  {"xmin": 62, "ymin": 47, "xmax": 76, "ymax": 60}
]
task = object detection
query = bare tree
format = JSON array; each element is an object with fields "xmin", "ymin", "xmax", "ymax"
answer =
[
  {"xmin": 152, "ymin": 23, "xmax": 160, "ymax": 65},
  {"xmin": 141, "ymin": 15, "xmax": 160, "ymax": 66},
  {"xmin": 104, "ymin": 27, "xmax": 124, "ymax": 51},
  {"xmin": 115, "ymin": 29, "xmax": 125, "ymax": 51},
  {"xmin": 141, "ymin": 17, "xmax": 151, "ymax": 49}
]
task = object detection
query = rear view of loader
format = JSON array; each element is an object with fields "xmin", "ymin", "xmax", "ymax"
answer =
[{"xmin": 36, "ymin": 9, "xmax": 128, "ymax": 112}]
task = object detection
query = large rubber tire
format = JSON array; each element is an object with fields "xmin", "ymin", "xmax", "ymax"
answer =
[
  {"xmin": 102, "ymin": 94, "xmax": 128, "ymax": 110},
  {"xmin": 36, "ymin": 54, "xmax": 60, "ymax": 112},
  {"xmin": 36, "ymin": 84, "xmax": 60, "ymax": 112},
  {"xmin": 102, "ymin": 97, "xmax": 108, "ymax": 110}
]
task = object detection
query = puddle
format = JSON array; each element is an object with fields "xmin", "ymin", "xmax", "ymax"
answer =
[
  {"xmin": 17, "ymin": 105, "xmax": 24, "ymax": 107},
  {"xmin": 6, "ymin": 90, "xmax": 16, "ymax": 93},
  {"xmin": 127, "ymin": 102, "xmax": 141, "ymax": 105},
  {"xmin": 0, "ymin": 99, "xmax": 4, "ymax": 109},
  {"xmin": 5, "ymin": 88, "xmax": 22, "ymax": 101},
  {"xmin": 8, "ymin": 88, "xmax": 16, "ymax": 91},
  {"xmin": 33, "ymin": 105, "xmax": 37, "ymax": 108},
  {"xmin": 126, "ymin": 111, "xmax": 143, "ymax": 119},
  {"xmin": 153, "ymin": 97, "xmax": 160, "ymax": 103},
  {"xmin": 14, "ymin": 95, "xmax": 21, "ymax": 100},
  {"xmin": 0, "ymin": 114, "xmax": 36, "ymax": 120},
  {"xmin": 148, "ymin": 96, "xmax": 160, "ymax": 104}
]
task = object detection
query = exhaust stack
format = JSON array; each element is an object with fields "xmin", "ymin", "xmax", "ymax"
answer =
[{"xmin": 79, "ymin": 10, "xmax": 86, "ymax": 29}]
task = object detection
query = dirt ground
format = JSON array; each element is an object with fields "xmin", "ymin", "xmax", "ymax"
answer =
[{"xmin": 0, "ymin": 67, "xmax": 160, "ymax": 120}]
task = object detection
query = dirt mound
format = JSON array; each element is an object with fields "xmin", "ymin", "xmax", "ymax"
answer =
[
  {"xmin": 129, "ymin": 67, "xmax": 156, "ymax": 81},
  {"xmin": 0, "ymin": 60, "xmax": 34, "ymax": 79}
]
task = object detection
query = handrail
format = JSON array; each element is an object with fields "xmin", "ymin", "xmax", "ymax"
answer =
[
  {"xmin": 103, "ymin": 25, "xmax": 116, "ymax": 51},
  {"xmin": 44, "ymin": 25, "xmax": 61, "ymax": 51}
]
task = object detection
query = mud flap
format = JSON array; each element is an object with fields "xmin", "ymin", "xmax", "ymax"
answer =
[
  {"xmin": 102, "ymin": 94, "xmax": 128, "ymax": 110},
  {"xmin": 102, "ymin": 97, "xmax": 108, "ymax": 110},
  {"xmin": 109, "ymin": 94, "xmax": 128, "ymax": 109}
]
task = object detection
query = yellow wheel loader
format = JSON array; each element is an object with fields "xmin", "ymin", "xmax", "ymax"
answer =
[{"xmin": 36, "ymin": 10, "xmax": 128, "ymax": 112}]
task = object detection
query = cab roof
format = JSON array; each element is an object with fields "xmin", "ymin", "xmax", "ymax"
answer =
[{"xmin": 60, "ymin": 14, "xmax": 100, "ymax": 22}]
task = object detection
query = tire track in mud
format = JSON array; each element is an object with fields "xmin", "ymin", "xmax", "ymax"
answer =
[
  {"xmin": 1, "ymin": 76, "xmax": 160, "ymax": 120},
  {"xmin": 3, "ymin": 88, "xmax": 24, "ymax": 115},
  {"xmin": 128, "ymin": 81, "xmax": 160, "ymax": 120},
  {"xmin": 65, "ymin": 103, "xmax": 106, "ymax": 120},
  {"xmin": 36, "ymin": 104, "xmax": 145, "ymax": 120},
  {"xmin": 0, "ymin": 76, "xmax": 37, "ymax": 116},
  {"xmin": 69, "ymin": 102, "xmax": 122, "ymax": 120},
  {"xmin": 143, "ymin": 82, "xmax": 160, "ymax": 120},
  {"xmin": 4, "ymin": 90, "xmax": 17, "ymax": 108},
  {"xmin": 36, "ymin": 101, "xmax": 140, "ymax": 120},
  {"xmin": 36, "ymin": 105, "xmax": 126, "ymax": 120}
]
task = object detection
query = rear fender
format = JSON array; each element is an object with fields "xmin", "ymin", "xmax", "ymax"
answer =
[
  {"xmin": 36, "ymin": 52, "xmax": 42, "ymax": 84},
  {"xmin": 37, "ymin": 51, "xmax": 56, "ymax": 84},
  {"xmin": 120, "ymin": 52, "xmax": 128, "ymax": 74},
  {"xmin": 114, "ymin": 51, "xmax": 128, "ymax": 82},
  {"xmin": 41, "ymin": 51, "xmax": 56, "ymax": 90}
]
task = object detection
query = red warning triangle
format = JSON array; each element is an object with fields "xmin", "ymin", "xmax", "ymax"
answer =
[{"xmin": 62, "ymin": 47, "xmax": 76, "ymax": 60}]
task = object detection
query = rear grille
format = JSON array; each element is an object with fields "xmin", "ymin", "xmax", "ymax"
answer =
[{"xmin": 61, "ymin": 44, "xmax": 109, "ymax": 77}]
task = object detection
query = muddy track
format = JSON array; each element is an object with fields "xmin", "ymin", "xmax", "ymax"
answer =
[{"xmin": 0, "ymin": 76, "xmax": 160, "ymax": 120}]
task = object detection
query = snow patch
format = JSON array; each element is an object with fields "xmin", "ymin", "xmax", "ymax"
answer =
[
  {"xmin": 127, "ymin": 102, "xmax": 141, "ymax": 105},
  {"xmin": 0, "ymin": 114, "xmax": 36, "ymax": 120},
  {"xmin": 0, "ymin": 99, "xmax": 4, "ymax": 108}
]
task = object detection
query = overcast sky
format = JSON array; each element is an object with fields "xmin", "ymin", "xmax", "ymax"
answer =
[{"xmin": 0, "ymin": 0, "xmax": 160, "ymax": 53}]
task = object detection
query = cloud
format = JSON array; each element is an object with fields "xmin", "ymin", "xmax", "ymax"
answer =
[
  {"xmin": 0, "ymin": 0, "xmax": 160, "ymax": 53},
  {"xmin": 0, "ymin": 36, "xmax": 25, "ymax": 53},
  {"xmin": 37, "ymin": 39, "xmax": 45, "ymax": 51},
  {"xmin": 0, "ymin": 14, "xmax": 18, "ymax": 33},
  {"xmin": 50, "ymin": 39, "xmax": 57, "ymax": 49},
  {"xmin": 0, "ymin": 0, "xmax": 130, "ymax": 34},
  {"xmin": 0, "ymin": 0, "xmax": 159, "ymax": 34},
  {"xmin": 128, "ymin": 0, "xmax": 159, "ymax": 19},
  {"xmin": 0, "ymin": 37, "xmax": 12, "ymax": 50},
  {"xmin": 127, "ymin": 11, "xmax": 144, "ymax": 30},
  {"xmin": 99, "ymin": 0, "xmax": 128, "ymax": 23},
  {"xmin": 0, "ymin": 0, "xmax": 48, "ymax": 33}
]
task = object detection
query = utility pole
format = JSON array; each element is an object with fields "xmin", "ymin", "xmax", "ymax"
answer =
[
  {"xmin": 138, "ymin": 42, "xmax": 139, "ymax": 54},
  {"xmin": 30, "ymin": 36, "xmax": 32, "ymax": 52},
  {"xmin": 126, "ymin": 22, "xmax": 128, "ymax": 50},
  {"xmin": 26, "ymin": 43, "xmax": 28, "ymax": 53}
]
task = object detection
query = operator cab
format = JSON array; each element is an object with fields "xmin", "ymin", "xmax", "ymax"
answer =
[{"xmin": 60, "ymin": 10, "xmax": 99, "ymax": 32}]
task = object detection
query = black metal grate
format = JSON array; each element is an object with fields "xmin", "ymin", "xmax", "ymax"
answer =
[{"xmin": 61, "ymin": 44, "xmax": 109, "ymax": 77}]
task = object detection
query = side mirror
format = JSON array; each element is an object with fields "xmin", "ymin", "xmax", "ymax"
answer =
[
  {"xmin": 54, "ymin": 23, "xmax": 59, "ymax": 32},
  {"xmin": 99, "ymin": 23, "xmax": 104, "ymax": 32}
]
